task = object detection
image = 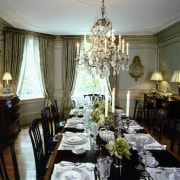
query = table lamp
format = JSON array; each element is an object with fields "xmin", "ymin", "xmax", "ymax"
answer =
[
  {"xmin": 2, "ymin": 72, "xmax": 13, "ymax": 94},
  {"xmin": 150, "ymin": 70, "xmax": 164, "ymax": 90},
  {"xmin": 171, "ymin": 70, "xmax": 180, "ymax": 94}
]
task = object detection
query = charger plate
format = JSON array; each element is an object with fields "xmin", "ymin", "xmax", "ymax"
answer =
[
  {"xmin": 52, "ymin": 166, "xmax": 89, "ymax": 180},
  {"xmin": 63, "ymin": 134, "xmax": 87, "ymax": 145}
]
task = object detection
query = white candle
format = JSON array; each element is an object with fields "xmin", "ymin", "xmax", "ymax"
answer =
[
  {"xmin": 118, "ymin": 35, "xmax": 121, "ymax": 51},
  {"xmin": 112, "ymin": 88, "xmax": 115, "ymax": 113},
  {"xmin": 105, "ymin": 92, "xmax": 108, "ymax": 118},
  {"xmin": 126, "ymin": 90, "xmax": 130, "ymax": 117},
  {"xmin": 111, "ymin": 29, "xmax": 114, "ymax": 42},
  {"xmin": 84, "ymin": 34, "xmax": 86, "ymax": 52},
  {"xmin": 77, "ymin": 43, "xmax": 79, "ymax": 56},
  {"xmin": 122, "ymin": 39, "xmax": 124, "ymax": 53},
  {"xmin": 104, "ymin": 38, "xmax": 107, "ymax": 53},
  {"xmin": 126, "ymin": 43, "xmax": 129, "ymax": 55}
]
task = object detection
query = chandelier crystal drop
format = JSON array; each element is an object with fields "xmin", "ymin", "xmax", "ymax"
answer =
[{"xmin": 76, "ymin": 0, "xmax": 130, "ymax": 78}]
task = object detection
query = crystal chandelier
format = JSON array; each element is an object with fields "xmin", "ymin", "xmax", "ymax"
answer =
[{"xmin": 76, "ymin": 0, "xmax": 130, "ymax": 78}]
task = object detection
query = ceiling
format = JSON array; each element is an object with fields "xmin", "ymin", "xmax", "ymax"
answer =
[{"xmin": 0, "ymin": 0, "xmax": 180, "ymax": 36}]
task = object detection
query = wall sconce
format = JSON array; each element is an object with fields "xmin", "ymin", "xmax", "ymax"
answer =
[
  {"xmin": 2, "ymin": 72, "xmax": 13, "ymax": 94},
  {"xmin": 171, "ymin": 70, "xmax": 180, "ymax": 94},
  {"xmin": 150, "ymin": 70, "xmax": 164, "ymax": 90}
]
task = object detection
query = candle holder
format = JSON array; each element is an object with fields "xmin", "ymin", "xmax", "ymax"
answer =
[
  {"xmin": 104, "ymin": 117, "xmax": 111, "ymax": 130},
  {"xmin": 121, "ymin": 116, "xmax": 130, "ymax": 130}
]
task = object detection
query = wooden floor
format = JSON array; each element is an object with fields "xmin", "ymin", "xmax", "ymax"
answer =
[{"xmin": 3, "ymin": 123, "xmax": 180, "ymax": 180}]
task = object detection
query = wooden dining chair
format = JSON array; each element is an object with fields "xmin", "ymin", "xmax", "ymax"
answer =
[
  {"xmin": 0, "ymin": 139, "xmax": 20, "ymax": 180},
  {"xmin": 29, "ymin": 118, "xmax": 50, "ymax": 180},
  {"xmin": 152, "ymin": 109, "xmax": 166, "ymax": 141},
  {"xmin": 41, "ymin": 107, "xmax": 57, "ymax": 157},
  {"xmin": 50, "ymin": 99, "xmax": 65, "ymax": 135},
  {"xmin": 84, "ymin": 94, "xmax": 104, "ymax": 105}
]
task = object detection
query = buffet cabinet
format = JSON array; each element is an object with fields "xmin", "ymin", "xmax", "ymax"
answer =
[{"xmin": 0, "ymin": 96, "xmax": 20, "ymax": 141}]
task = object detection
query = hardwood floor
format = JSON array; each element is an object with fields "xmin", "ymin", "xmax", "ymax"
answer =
[{"xmin": 3, "ymin": 122, "xmax": 180, "ymax": 180}]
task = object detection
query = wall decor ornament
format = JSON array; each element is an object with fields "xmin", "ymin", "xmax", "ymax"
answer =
[{"xmin": 129, "ymin": 56, "xmax": 144, "ymax": 81}]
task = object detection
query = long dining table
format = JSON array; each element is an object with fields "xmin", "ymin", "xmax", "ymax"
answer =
[{"xmin": 44, "ymin": 110, "xmax": 180, "ymax": 180}]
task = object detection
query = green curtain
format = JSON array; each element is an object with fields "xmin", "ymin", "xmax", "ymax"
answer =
[
  {"xmin": 62, "ymin": 38, "xmax": 80, "ymax": 117},
  {"xmin": 39, "ymin": 36, "xmax": 55, "ymax": 106},
  {"xmin": 3, "ymin": 29, "xmax": 25, "ymax": 94}
]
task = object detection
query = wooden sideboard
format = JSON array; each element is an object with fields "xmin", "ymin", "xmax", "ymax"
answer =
[
  {"xmin": 0, "ymin": 96, "xmax": 20, "ymax": 141},
  {"xmin": 144, "ymin": 93, "xmax": 180, "ymax": 151}
]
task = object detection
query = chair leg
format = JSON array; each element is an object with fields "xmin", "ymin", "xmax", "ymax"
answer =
[
  {"xmin": 10, "ymin": 143, "xmax": 20, "ymax": 180},
  {"xmin": 0, "ymin": 153, "xmax": 9, "ymax": 180}
]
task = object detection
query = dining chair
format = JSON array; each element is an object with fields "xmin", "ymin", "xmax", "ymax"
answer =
[
  {"xmin": 133, "ymin": 100, "xmax": 144, "ymax": 123},
  {"xmin": 50, "ymin": 99, "xmax": 65, "ymax": 135},
  {"xmin": 0, "ymin": 139, "xmax": 20, "ymax": 180},
  {"xmin": 41, "ymin": 107, "xmax": 57, "ymax": 156},
  {"xmin": 84, "ymin": 94, "xmax": 104, "ymax": 105},
  {"xmin": 29, "ymin": 118, "xmax": 50, "ymax": 180},
  {"xmin": 152, "ymin": 109, "xmax": 166, "ymax": 141}
]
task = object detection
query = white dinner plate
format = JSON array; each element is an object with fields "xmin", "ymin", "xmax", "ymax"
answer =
[
  {"xmin": 63, "ymin": 134, "xmax": 87, "ymax": 145},
  {"xmin": 53, "ymin": 166, "xmax": 89, "ymax": 180}
]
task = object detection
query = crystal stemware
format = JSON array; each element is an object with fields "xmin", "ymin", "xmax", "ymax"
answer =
[
  {"xmin": 96, "ymin": 156, "xmax": 113, "ymax": 180},
  {"xmin": 91, "ymin": 123, "xmax": 99, "ymax": 150}
]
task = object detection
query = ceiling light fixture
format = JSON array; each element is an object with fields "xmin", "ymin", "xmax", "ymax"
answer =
[{"xmin": 76, "ymin": 0, "xmax": 129, "ymax": 78}]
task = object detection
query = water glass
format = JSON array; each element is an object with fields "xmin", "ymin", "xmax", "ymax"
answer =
[{"xmin": 96, "ymin": 156, "xmax": 113, "ymax": 180}]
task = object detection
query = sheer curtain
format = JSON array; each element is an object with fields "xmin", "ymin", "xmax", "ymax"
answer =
[
  {"xmin": 17, "ymin": 35, "xmax": 44, "ymax": 98},
  {"xmin": 39, "ymin": 36, "xmax": 55, "ymax": 105},
  {"xmin": 3, "ymin": 29, "xmax": 25, "ymax": 94},
  {"xmin": 62, "ymin": 38, "xmax": 80, "ymax": 116}
]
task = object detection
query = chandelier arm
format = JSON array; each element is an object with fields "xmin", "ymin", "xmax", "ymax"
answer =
[{"xmin": 101, "ymin": 0, "xmax": 105, "ymax": 19}]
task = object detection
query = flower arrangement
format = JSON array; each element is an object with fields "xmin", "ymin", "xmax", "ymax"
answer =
[
  {"xmin": 90, "ymin": 101, "xmax": 113, "ymax": 126},
  {"xmin": 105, "ymin": 137, "xmax": 132, "ymax": 160}
]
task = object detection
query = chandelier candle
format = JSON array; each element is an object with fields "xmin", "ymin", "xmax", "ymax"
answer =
[
  {"xmin": 112, "ymin": 88, "xmax": 115, "ymax": 113},
  {"xmin": 126, "ymin": 91, "xmax": 130, "ymax": 117},
  {"xmin": 105, "ymin": 92, "xmax": 108, "ymax": 118}
]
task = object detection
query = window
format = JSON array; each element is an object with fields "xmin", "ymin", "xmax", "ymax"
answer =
[
  {"xmin": 17, "ymin": 36, "xmax": 44, "ymax": 100},
  {"xmin": 71, "ymin": 68, "xmax": 109, "ymax": 106}
]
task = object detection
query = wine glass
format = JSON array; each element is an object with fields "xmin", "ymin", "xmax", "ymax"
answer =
[
  {"xmin": 135, "ymin": 137, "xmax": 145, "ymax": 170},
  {"xmin": 91, "ymin": 123, "xmax": 99, "ymax": 150},
  {"xmin": 140, "ymin": 155, "xmax": 150, "ymax": 176}
]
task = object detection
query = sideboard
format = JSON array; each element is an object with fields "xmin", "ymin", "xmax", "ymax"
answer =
[
  {"xmin": 144, "ymin": 93, "xmax": 180, "ymax": 151},
  {"xmin": 0, "ymin": 96, "xmax": 21, "ymax": 141}
]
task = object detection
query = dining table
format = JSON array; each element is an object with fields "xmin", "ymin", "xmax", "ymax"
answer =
[{"xmin": 44, "ymin": 107, "xmax": 180, "ymax": 180}]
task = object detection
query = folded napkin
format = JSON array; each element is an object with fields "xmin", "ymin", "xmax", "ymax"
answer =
[
  {"xmin": 147, "ymin": 167, "xmax": 179, "ymax": 180},
  {"xmin": 144, "ymin": 142, "xmax": 167, "ymax": 150},
  {"xmin": 58, "ymin": 132, "xmax": 91, "ymax": 150},
  {"xmin": 51, "ymin": 161, "xmax": 95, "ymax": 180}
]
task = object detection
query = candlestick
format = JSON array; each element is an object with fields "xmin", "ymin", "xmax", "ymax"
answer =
[
  {"xmin": 118, "ymin": 35, "xmax": 121, "ymax": 51},
  {"xmin": 105, "ymin": 92, "xmax": 108, "ymax": 118},
  {"xmin": 126, "ymin": 90, "xmax": 130, "ymax": 117},
  {"xmin": 112, "ymin": 88, "xmax": 115, "ymax": 113}
]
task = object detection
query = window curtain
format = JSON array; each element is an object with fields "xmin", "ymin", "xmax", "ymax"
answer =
[
  {"xmin": 62, "ymin": 38, "xmax": 80, "ymax": 117},
  {"xmin": 3, "ymin": 29, "xmax": 25, "ymax": 94},
  {"xmin": 39, "ymin": 36, "xmax": 55, "ymax": 106}
]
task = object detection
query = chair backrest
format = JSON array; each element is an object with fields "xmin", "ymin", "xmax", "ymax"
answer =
[
  {"xmin": 0, "ymin": 139, "xmax": 20, "ymax": 180},
  {"xmin": 50, "ymin": 99, "xmax": 61, "ymax": 134},
  {"xmin": 29, "ymin": 118, "xmax": 46, "ymax": 179},
  {"xmin": 84, "ymin": 94, "xmax": 105, "ymax": 105},
  {"xmin": 41, "ymin": 107, "xmax": 53, "ymax": 156}
]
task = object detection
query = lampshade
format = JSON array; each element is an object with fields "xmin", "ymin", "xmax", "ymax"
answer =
[
  {"xmin": 2, "ymin": 72, "xmax": 12, "ymax": 81},
  {"xmin": 171, "ymin": 70, "xmax": 180, "ymax": 82},
  {"xmin": 171, "ymin": 70, "xmax": 180, "ymax": 94},
  {"xmin": 150, "ymin": 71, "xmax": 164, "ymax": 81}
]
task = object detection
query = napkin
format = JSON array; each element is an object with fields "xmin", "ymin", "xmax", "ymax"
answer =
[
  {"xmin": 51, "ymin": 161, "xmax": 95, "ymax": 180},
  {"xmin": 144, "ymin": 142, "xmax": 167, "ymax": 150},
  {"xmin": 147, "ymin": 167, "xmax": 178, "ymax": 180}
]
